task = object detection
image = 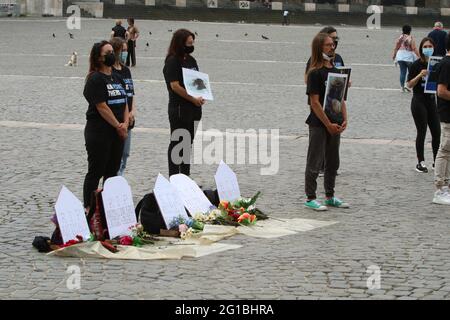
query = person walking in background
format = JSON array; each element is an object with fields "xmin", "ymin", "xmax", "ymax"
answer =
[
  {"xmin": 428, "ymin": 22, "xmax": 447, "ymax": 57},
  {"xmin": 433, "ymin": 34, "xmax": 450, "ymax": 205},
  {"xmin": 163, "ymin": 29, "xmax": 205, "ymax": 176},
  {"xmin": 406, "ymin": 37, "xmax": 440, "ymax": 174},
  {"xmin": 82, "ymin": 41, "xmax": 129, "ymax": 211},
  {"xmin": 126, "ymin": 18, "xmax": 139, "ymax": 67},
  {"xmin": 282, "ymin": 10, "xmax": 289, "ymax": 26},
  {"xmin": 110, "ymin": 37, "xmax": 136, "ymax": 176},
  {"xmin": 111, "ymin": 20, "xmax": 128, "ymax": 40},
  {"xmin": 304, "ymin": 33, "xmax": 349, "ymax": 211},
  {"xmin": 392, "ymin": 25, "xmax": 420, "ymax": 92}
]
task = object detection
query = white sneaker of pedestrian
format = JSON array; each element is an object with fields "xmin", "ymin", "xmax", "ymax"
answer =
[{"xmin": 432, "ymin": 189, "xmax": 450, "ymax": 205}]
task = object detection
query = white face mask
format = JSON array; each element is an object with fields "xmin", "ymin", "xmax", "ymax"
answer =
[{"xmin": 322, "ymin": 52, "xmax": 333, "ymax": 61}]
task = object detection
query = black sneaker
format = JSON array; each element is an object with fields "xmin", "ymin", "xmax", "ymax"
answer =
[{"xmin": 416, "ymin": 161, "xmax": 428, "ymax": 173}]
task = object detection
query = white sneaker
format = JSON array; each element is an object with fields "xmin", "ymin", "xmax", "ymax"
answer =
[{"xmin": 432, "ymin": 189, "xmax": 450, "ymax": 205}]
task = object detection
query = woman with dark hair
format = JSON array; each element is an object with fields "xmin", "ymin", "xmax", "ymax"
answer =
[
  {"xmin": 163, "ymin": 28, "xmax": 205, "ymax": 176},
  {"xmin": 110, "ymin": 37, "xmax": 136, "ymax": 176},
  {"xmin": 82, "ymin": 41, "xmax": 129, "ymax": 210},
  {"xmin": 304, "ymin": 33, "xmax": 349, "ymax": 211},
  {"xmin": 406, "ymin": 37, "xmax": 441, "ymax": 173},
  {"xmin": 393, "ymin": 25, "xmax": 420, "ymax": 92}
]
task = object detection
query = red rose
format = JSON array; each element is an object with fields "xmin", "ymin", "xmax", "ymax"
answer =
[
  {"xmin": 119, "ymin": 236, "xmax": 133, "ymax": 246},
  {"xmin": 62, "ymin": 239, "xmax": 79, "ymax": 248}
]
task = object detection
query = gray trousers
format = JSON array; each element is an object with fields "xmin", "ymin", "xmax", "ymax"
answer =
[{"xmin": 305, "ymin": 125, "xmax": 341, "ymax": 200}]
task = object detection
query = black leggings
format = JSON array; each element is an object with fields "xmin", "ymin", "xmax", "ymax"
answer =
[
  {"xmin": 83, "ymin": 122, "xmax": 124, "ymax": 208},
  {"xmin": 168, "ymin": 112, "xmax": 198, "ymax": 176},
  {"xmin": 411, "ymin": 95, "xmax": 441, "ymax": 163}
]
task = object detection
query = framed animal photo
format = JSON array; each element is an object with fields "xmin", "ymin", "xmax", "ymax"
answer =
[{"xmin": 182, "ymin": 67, "xmax": 214, "ymax": 101}]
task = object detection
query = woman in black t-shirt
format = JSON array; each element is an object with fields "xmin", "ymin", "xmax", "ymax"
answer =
[
  {"xmin": 406, "ymin": 37, "xmax": 441, "ymax": 173},
  {"xmin": 82, "ymin": 41, "xmax": 129, "ymax": 210},
  {"xmin": 110, "ymin": 37, "xmax": 136, "ymax": 176},
  {"xmin": 163, "ymin": 29, "xmax": 205, "ymax": 176}
]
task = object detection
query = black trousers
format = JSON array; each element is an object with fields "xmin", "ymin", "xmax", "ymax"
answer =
[
  {"xmin": 83, "ymin": 121, "xmax": 124, "ymax": 208},
  {"xmin": 168, "ymin": 111, "xmax": 198, "ymax": 177},
  {"xmin": 305, "ymin": 125, "xmax": 340, "ymax": 200},
  {"xmin": 411, "ymin": 94, "xmax": 441, "ymax": 163},
  {"xmin": 126, "ymin": 40, "xmax": 136, "ymax": 67}
]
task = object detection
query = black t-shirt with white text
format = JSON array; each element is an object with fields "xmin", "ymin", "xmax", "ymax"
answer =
[
  {"xmin": 163, "ymin": 55, "xmax": 202, "ymax": 121},
  {"xmin": 113, "ymin": 65, "xmax": 134, "ymax": 111},
  {"xmin": 83, "ymin": 71, "xmax": 128, "ymax": 127},
  {"xmin": 306, "ymin": 65, "xmax": 342, "ymax": 127},
  {"xmin": 436, "ymin": 56, "xmax": 450, "ymax": 122}
]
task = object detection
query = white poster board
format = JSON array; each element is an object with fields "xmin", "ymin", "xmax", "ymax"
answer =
[
  {"xmin": 182, "ymin": 68, "xmax": 214, "ymax": 101},
  {"xmin": 424, "ymin": 56, "xmax": 443, "ymax": 94},
  {"xmin": 215, "ymin": 160, "xmax": 241, "ymax": 202},
  {"xmin": 169, "ymin": 174, "xmax": 215, "ymax": 215},
  {"xmin": 154, "ymin": 174, "xmax": 190, "ymax": 228},
  {"xmin": 54, "ymin": 186, "xmax": 91, "ymax": 243},
  {"xmin": 102, "ymin": 176, "xmax": 137, "ymax": 239},
  {"xmin": 323, "ymin": 72, "xmax": 348, "ymax": 125}
]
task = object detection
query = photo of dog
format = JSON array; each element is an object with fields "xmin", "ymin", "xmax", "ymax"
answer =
[{"xmin": 65, "ymin": 52, "xmax": 78, "ymax": 67}]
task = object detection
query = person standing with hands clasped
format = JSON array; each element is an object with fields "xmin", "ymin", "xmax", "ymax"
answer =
[
  {"xmin": 163, "ymin": 29, "xmax": 205, "ymax": 177},
  {"xmin": 304, "ymin": 33, "xmax": 349, "ymax": 211},
  {"xmin": 82, "ymin": 41, "xmax": 129, "ymax": 211},
  {"xmin": 110, "ymin": 37, "xmax": 136, "ymax": 176},
  {"xmin": 406, "ymin": 37, "xmax": 440, "ymax": 174}
]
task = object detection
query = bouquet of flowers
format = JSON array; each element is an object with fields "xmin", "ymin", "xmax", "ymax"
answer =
[
  {"xmin": 115, "ymin": 223, "xmax": 155, "ymax": 247},
  {"xmin": 216, "ymin": 191, "xmax": 267, "ymax": 226},
  {"xmin": 169, "ymin": 215, "xmax": 205, "ymax": 240}
]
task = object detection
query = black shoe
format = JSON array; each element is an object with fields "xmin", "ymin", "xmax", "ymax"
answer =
[{"xmin": 416, "ymin": 161, "xmax": 428, "ymax": 173}]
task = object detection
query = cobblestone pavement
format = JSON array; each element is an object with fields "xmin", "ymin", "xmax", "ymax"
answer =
[{"xmin": 0, "ymin": 17, "xmax": 450, "ymax": 300}]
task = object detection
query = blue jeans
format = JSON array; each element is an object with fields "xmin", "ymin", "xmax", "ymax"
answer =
[
  {"xmin": 398, "ymin": 60, "xmax": 412, "ymax": 88},
  {"xmin": 117, "ymin": 129, "xmax": 132, "ymax": 176}
]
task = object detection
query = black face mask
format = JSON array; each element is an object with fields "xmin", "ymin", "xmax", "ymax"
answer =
[
  {"xmin": 184, "ymin": 46, "xmax": 194, "ymax": 54},
  {"xmin": 334, "ymin": 40, "xmax": 339, "ymax": 49},
  {"xmin": 103, "ymin": 53, "xmax": 116, "ymax": 67}
]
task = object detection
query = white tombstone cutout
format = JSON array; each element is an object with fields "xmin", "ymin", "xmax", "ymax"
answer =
[
  {"xmin": 54, "ymin": 186, "xmax": 91, "ymax": 243},
  {"xmin": 102, "ymin": 176, "xmax": 137, "ymax": 239},
  {"xmin": 169, "ymin": 174, "xmax": 214, "ymax": 215},
  {"xmin": 215, "ymin": 160, "xmax": 241, "ymax": 202},
  {"xmin": 154, "ymin": 174, "xmax": 189, "ymax": 228}
]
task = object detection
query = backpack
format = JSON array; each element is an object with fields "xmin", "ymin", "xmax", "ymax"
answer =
[
  {"xmin": 135, "ymin": 193, "xmax": 166, "ymax": 234},
  {"xmin": 135, "ymin": 189, "xmax": 220, "ymax": 234}
]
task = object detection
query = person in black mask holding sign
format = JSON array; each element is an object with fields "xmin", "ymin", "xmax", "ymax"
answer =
[
  {"xmin": 163, "ymin": 29, "xmax": 205, "ymax": 176},
  {"xmin": 83, "ymin": 41, "xmax": 129, "ymax": 211},
  {"xmin": 304, "ymin": 33, "xmax": 349, "ymax": 211}
]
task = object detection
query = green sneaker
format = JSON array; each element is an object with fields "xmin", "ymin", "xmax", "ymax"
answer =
[
  {"xmin": 304, "ymin": 200, "xmax": 328, "ymax": 211},
  {"xmin": 324, "ymin": 197, "xmax": 350, "ymax": 208}
]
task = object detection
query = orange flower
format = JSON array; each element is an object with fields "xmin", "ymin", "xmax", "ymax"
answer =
[
  {"xmin": 250, "ymin": 215, "xmax": 256, "ymax": 223},
  {"xmin": 238, "ymin": 212, "xmax": 250, "ymax": 223},
  {"xmin": 220, "ymin": 201, "xmax": 229, "ymax": 209}
]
